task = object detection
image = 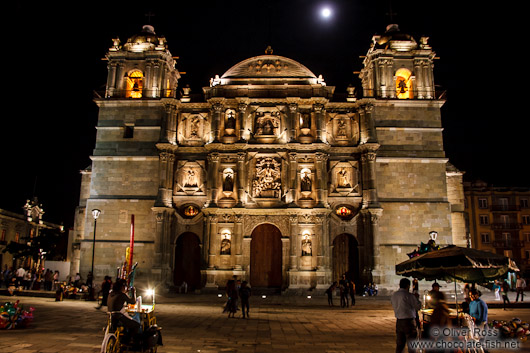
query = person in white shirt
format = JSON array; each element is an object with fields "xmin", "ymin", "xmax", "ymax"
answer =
[
  {"xmin": 15, "ymin": 267, "xmax": 25, "ymax": 288},
  {"xmin": 516, "ymin": 274, "xmax": 526, "ymax": 302},
  {"xmin": 391, "ymin": 278, "xmax": 421, "ymax": 353}
]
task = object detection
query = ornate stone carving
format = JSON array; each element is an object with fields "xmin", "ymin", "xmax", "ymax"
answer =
[
  {"xmin": 243, "ymin": 215, "xmax": 290, "ymax": 237},
  {"xmin": 254, "ymin": 111, "xmax": 280, "ymax": 137},
  {"xmin": 252, "ymin": 157, "xmax": 282, "ymax": 198}
]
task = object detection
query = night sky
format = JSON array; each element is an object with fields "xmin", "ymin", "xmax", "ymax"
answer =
[{"xmin": 1, "ymin": 1, "xmax": 526, "ymax": 228}]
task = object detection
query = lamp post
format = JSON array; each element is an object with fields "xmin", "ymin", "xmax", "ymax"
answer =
[{"xmin": 91, "ymin": 209, "xmax": 101, "ymax": 286}]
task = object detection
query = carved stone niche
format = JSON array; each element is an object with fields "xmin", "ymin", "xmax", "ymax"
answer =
[
  {"xmin": 250, "ymin": 155, "xmax": 283, "ymax": 207},
  {"xmin": 328, "ymin": 113, "xmax": 359, "ymax": 146},
  {"xmin": 329, "ymin": 161, "xmax": 360, "ymax": 196},
  {"xmin": 218, "ymin": 167, "xmax": 236, "ymax": 208},
  {"xmin": 174, "ymin": 160, "xmax": 206, "ymax": 196},
  {"xmin": 222, "ymin": 109, "xmax": 237, "ymax": 144},
  {"xmin": 298, "ymin": 112, "xmax": 314, "ymax": 143},
  {"xmin": 180, "ymin": 113, "xmax": 209, "ymax": 146},
  {"xmin": 252, "ymin": 109, "xmax": 281, "ymax": 143}
]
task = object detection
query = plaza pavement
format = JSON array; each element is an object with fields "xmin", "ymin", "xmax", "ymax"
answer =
[{"xmin": 2, "ymin": 291, "xmax": 530, "ymax": 353}]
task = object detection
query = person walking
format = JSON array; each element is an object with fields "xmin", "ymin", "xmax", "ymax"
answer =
[
  {"xmin": 15, "ymin": 266, "xmax": 25, "ymax": 288},
  {"xmin": 239, "ymin": 281, "xmax": 251, "ymax": 318},
  {"xmin": 326, "ymin": 282, "xmax": 337, "ymax": 307},
  {"xmin": 516, "ymin": 274, "xmax": 526, "ymax": 302},
  {"xmin": 493, "ymin": 280, "xmax": 501, "ymax": 301},
  {"xmin": 501, "ymin": 280, "xmax": 510, "ymax": 310},
  {"xmin": 225, "ymin": 280, "xmax": 238, "ymax": 318},
  {"xmin": 391, "ymin": 278, "xmax": 421, "ymax": 353}
]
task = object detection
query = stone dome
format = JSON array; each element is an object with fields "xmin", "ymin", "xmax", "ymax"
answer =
[
  {"xmin": 218, "ymin": 47, "xmax": 319, "ymax": 85},
  {"xmin": 123, "ymin": 25, "xmax": 167, "ymax": 53},
  {"xmin": 373, "ymin": 24, "xmax": 418, "ymax": 52}
]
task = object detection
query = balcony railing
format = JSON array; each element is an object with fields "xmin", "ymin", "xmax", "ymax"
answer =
[
  {"xmin": 493, "ymin": 240, "xmax": 524, "ymax": 248},
  {"xmin": 491, "ymin": 205, "xmax": 520, "ymax": 212},
  {"xmin": 491, "ymin": 222, "xmax": 523, "ymax": 230},
  {"xmin": 359, "ymin": 88, "xmax": 446, "ymax": 100},
  {"xmin": 94, "ymin": 89, "xmax": 177, "ymax": 99}
]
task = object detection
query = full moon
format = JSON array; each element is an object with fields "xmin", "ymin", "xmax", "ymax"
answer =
[{"xmin": 321, "ymin": 7, "xmax": 332, "ymax": 18}]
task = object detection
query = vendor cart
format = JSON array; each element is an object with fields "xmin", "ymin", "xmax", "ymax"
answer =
[{"xmin": 100, "ymin": 291, "xmax": 161, "ymax": 353}]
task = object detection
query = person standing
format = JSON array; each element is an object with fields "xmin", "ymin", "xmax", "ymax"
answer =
[
  {"xmin": 96, "ymin": 276, "xmax": 112, "ymax": 309},
  {"xmin": 225, "ymin": 280, "xmax": 238, "ymax": 318},
  {"xmin": 339, "ymin": 275, "xmax": 350, "ymax": 307},
  {"xmin": 516, "ymin": 274, "xmax": 526, "ymax": 302},
  {"xmin": 349, "ymin": 280, "xmax": 356, "ymax": 306},
  {"xmin": 15, "ymin": 266, "xmax": 25, "ymax": 288},
  {"xmin": 239, "ymin": 281, "xmax": 251, "ymax": 318},
  {"xmin": 391, "ymin": 278, "xmax": 421, "ymax": 353},
  {"xmin": 469, "ymin": 288, "xmax": 488, "ymax": 329},
  {"xmin": 501, "ymin": 280, "xmax": 510, "ymax": 310}
]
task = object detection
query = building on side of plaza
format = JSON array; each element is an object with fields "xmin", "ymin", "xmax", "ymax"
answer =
[
  {"xmin": 0, "ymin": 199, "xmax": 64, "ymax": 271},
  {"xmin": 464, "ymin": 181, "xmax": 530, "ymax": 275},
  {"xmin": 72, "ymin": 24, "xmax": 466, "ymax": 294}
]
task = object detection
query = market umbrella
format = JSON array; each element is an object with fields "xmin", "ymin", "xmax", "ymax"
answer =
[
  {"xmin": 396, "ymin": 245, "xmax": 519, "ymax": 283},
  {"xmin": 396, "ymin": 245, "xmax": 519, "ymax": 309}
]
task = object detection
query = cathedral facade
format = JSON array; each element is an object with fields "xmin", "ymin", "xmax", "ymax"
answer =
[{"xmin": 72, "ymin": 24, "xmax": 466, "ymax": 293}]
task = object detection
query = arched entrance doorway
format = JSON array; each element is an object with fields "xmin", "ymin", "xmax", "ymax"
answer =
[
  {"xmin": 174, "ymin": 232, "xmax": 201, "ymax": 291},
  {"xmin": 250, "ymin": 224, "xmax": 282, "ymax": 288},
  {"xmin": 332, "ymin": 233, "xmax": 359, "ymax": 287}
]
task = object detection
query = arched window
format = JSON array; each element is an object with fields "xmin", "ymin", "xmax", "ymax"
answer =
[
  {"xmin": 126, "ymin": 70, "xmax": 143, "ymax": 98},
  {"xmin": 395, "ymin": 68, "xmax": 413, "ymax": 99}
]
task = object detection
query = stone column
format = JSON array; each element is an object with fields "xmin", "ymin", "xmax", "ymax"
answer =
[
  {"xmin": 361, "ymin": 147, "xmax": 379, "ymax": 208},
  {"xmin": 289, "ymin": 215, "xmax": 298, "ymax": 269},
  {"xmin": 289, "ymin": 103, "xmax": 298, "ymax": 142},
  {"xmin": 315, "ymin": 153, "xmax": 328, "ymax": 207},
  {"xmin": 234, "ymin": 215, "xmax": 243, "ymax": 270},
  {"xmin": 207, "ymin": 153, "xmax": 220, "ymax": 207},
  {"xmin": 211, "ymin": 103, "xmax": 223, "ymax": 143},
  {"xmin": 155, "ymin": 151, "xmax": 174, "ymax": 207},
  {"xmin": 151, "ymin": 63, "xmax": 160, "ymax": 98},
  {"xmin": 236, "ymin": 152, "xmax": 246, "ymax": 207},
  {"xmin": 359, "ymin": 104, "xmax": 376, "ymax": 144},
  {"xmin": 106, "ymin": 62, "xmax": 117, "ymax": 97},
  {"xmin": 369, "ymin": 209, "xmax": 383, "ymax": 284},
  {"xmin": 208, "ymin": 215, "xmax": 218, "ymax": 268},
  {"xmin": 313, "ymin": 103, "xmax": 324, "ymax": 142},
  {"xmin": 288, "ymin": 152, "xmax": 298, "ymax": 206},
  {"xmin": 238, "ymin": 103, "xmax": 247, "ymax": 142},
  {"xmin": 414, "ymin": 59, "xmax": 424, "ymax": 99},
  {"xmin": 115, "ymin": 62, "xmax": 125, "ymax": 97}
]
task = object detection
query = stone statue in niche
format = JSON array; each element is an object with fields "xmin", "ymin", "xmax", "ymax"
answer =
[
  {"xmin": 222, "ymin": 169, "xmax": 234, "ymax": 192},
  {"xmin": 252, "ymin": 157, "xmax": 281, "ymax": 198},
  {"xmin": 337, "ymin": 119, "xmax": 347, "ymax": 137},
  {"xmin": 337, "ymin": 168, "xmax": 351, "ymax": 188},
  {"xmin": 220, "ymin": 238, "xmax": 231, "ymax": 255},
  {"xmin": 184, "ymin": 169, "xmax": 198, "ymax": 187},
  {"xmin": 300, "ymin": 169, "xmax": 312, "ymax": 192},
  {"xmin": 254, "ymin": 112, "xmax": 280, "ymax": 136},
  {"xmin": 224, "ymin": 109, "xmax": 236, "ymax": 135},
  {"xmin": 301, "ymin": 238, "xmax": 312, "ymax": 256},
  {"xmin": 189, "ymin": 116, "xmax": 200, "ymax": 138}
]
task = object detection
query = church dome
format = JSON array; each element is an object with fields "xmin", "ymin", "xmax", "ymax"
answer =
[
  {"xmin": 123, "ymin": 25, "xmax": 167, "ymax": 53},
  {"xmin": 373, "ymin": 24, "xmax": 417, "ymax": 52},
  {"xmin": 217, "ymin": 47, "xmax": 320, "ymax": 85}
]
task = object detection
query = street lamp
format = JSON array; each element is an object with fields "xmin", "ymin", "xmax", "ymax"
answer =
[{"xmin": 91, "ymin": 209, "xmax": 101, "ymax": 285}]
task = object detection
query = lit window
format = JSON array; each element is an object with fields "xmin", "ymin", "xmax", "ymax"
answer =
[
  {"xmin": 126, "ymin": 70, "xmax": 143, "ymax": 98},
  {"xmin": 395, "ymin": 68, "xmax": 413, "ymax": 99}
]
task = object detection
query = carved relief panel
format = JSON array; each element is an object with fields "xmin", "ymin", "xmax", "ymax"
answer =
[
  {"xmin": 174, "ymin": 160, "xmax": 206, "ymax": 195},
  {"xmin": 252, "ymin": 108, "xmax": 282, "ymax": 143},
  {"xmin": 179, "ymin": 112, "xmax": 209, "ymax": 146},
  {"xmin": 326, "ymin": 112, "xmax": 359, "ymax": 146},
  {"xmin": 251, "ymin": 156, "xmax": 282, "ymax": 199},
  {"xmin": 329, "ymin": 160, "xmax": 360, "ymax": 196}
]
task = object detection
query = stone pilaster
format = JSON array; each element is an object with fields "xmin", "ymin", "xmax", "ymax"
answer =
[
  {"xmin": 289, "ymin": 214, "xmax": 298, "ymax": 269},
  {"xmin": 238, "ymin": 103, "xmax": 247, "ymax": 142},
  {"xmin": 288, "ymin": 152, "xmax": 298, "ymax": 206},
  {"xmin": 206, "ymin": 153, "xmax": 220, "ymax": 207},
  {"xmin": 288, "ymin": 103, "xmax": 298, "ymax": 142},
  {"xmin": 313, "ymin": 103, "xmax": 325, "ymax": 142},
  {"xmin": 315, "ymin": 152, "xmax": 329, "ymax": 208},
  {"xmin": 236, "ymin": 152, "xmax": 246, "ymax": 207}
]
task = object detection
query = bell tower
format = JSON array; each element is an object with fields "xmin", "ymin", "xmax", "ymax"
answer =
[
  {"xmin": 360, "ymin": 24, "xmax": 435, "ymax": 99},
  {"xmin": 105, "ymin": 25, "xmax": 180, "ymax": 99}
]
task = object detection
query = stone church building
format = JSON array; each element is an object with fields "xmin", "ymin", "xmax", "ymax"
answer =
[{"xmin": 72, "ymin": 24, "xmax": 466, "ymax": 293}]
